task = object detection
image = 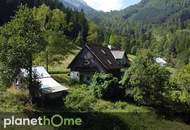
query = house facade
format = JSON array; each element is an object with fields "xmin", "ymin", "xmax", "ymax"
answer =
[{"xmin": 68, "ymin": 44, "xmax": 122, "ymax": 83}]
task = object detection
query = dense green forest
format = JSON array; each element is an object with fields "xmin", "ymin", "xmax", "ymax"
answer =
[
  {"xmin": 87, "ymin": 0, "xmax": 190, "ymax": 68},
  {"xmin": 0, "ymin": 0, "xmax": 63, "ymax": 25}
]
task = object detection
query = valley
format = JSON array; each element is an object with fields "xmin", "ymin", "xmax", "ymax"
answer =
[{"xmin": 0, "ymin": 0, "xmax": 190, "ymax": 130}]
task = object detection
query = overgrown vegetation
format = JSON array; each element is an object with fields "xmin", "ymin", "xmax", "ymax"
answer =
[
  {"xmin": 163, "ymin": 64, "xmax": 190, "ymax": 113},
  {"xmin": 0, "ymin": 88, "xmax": 29, "ymax": 112},
  {"xmin": 0, "ymin": 3, "xmax": 89, "ymax": 101},
  {"xmin": 89, "ymin": 73, "xmax": 124, "ymax": 100},
  {"xmin": 64, "ymin": 86, "xmax": 96, "ymax": 111},
  {"xmin": 62, "ymin": 82, "xmax": 190, "ymax": 130},
  {"xmin": 0, "ymin": 6, "xmax": 45, "ymax": 102},
  {"xmin": 121, "ymin": 50, "xmax": 171, "ymax": 106}
]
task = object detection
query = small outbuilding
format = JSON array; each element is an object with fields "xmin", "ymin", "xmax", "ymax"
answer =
[{"xmin": 16, "ymin": 66, "xmax": 68, "ymax": 99}]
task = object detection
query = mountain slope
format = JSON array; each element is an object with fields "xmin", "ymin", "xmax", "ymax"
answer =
[
  {"xmin": 60, "ymin": 0, "xmax": 95, "ymax": 11},
  {"xmin": 86, "ymin": 0, "xmax": 190, "ymax": 35},
  {"xmin": 114, "ymin": 0, "xmax": 190, "ymax": 24}
]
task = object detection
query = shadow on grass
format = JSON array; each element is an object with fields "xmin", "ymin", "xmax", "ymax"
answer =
[
  {"xmin": 23, "ymin": 97, "xmax": 129, "ymax": 130},
  {"xmin": 23, "ymin": 112, "xmax": 129, "ymax": 130},
  {"xmin": 54, "ymin": 112, "xmax": 130, "ymax": 130}
]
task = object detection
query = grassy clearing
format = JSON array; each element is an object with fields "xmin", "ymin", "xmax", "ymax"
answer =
[
  {"xmin": 62, "ymin": 83, "xmax": 190, "ymax": 130},
  {"xmin": 0, "ymin": 87, "xmax": 30, "ymax": 112},
  {"xmin": 115, "ymin": 112, "xmax": 190, "ymax": 130},
  {"xmin": 2, "ymin": 86, "xmax": 189, "ymax": 130},
  {"xmin": 51, "ymin": 76, "xmax": 190, "ymax": 129},
  {"xmin": 48, "ymin": 49, "xmax": 80, "ymax": 73}
]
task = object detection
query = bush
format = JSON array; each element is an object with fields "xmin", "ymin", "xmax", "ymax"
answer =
[
  {"xmin": 174, "ymin": 64, "xmax": 190, "ymax": 89},
  {"xmin": 167, "ymin": 90, "xmax": 190, "ymax": 105},
  {"xmin": 64, "ymin": 86, "xmax": 96, "ymax": 112},
  {"xmin": 163, "ymin": 64, "xmax": 190, "ymax": 112},
  {"xmin": 89, "ymin": 73, "xmax": 124, "ymax": 100},
  {"xmin": 168, "ymin": 64, "xmax": 190, "ymax": 102}
]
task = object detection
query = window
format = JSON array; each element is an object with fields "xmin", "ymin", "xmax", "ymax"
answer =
[{"xmin": 84, "ymin": 60, "xmax": 90, "ymax": 65}]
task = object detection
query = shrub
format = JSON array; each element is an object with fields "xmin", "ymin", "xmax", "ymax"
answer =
[
  {"xmin": 64, "ymin": 86, "xmax": 96, "ymax": 112},
  {"xmin": 163, "ymin": 64, "xmax": 190, "ymax": 112},
  {"xmin": 167, "ymin": 90, "xmax": 190, "ymax": 105},
  {"xmin": 174, "ymin": 64, "xmax": 190, "ymax": 90},
  {"xmin": 89, "ymin": 73, "xmax": 124, "ymax": 100}
]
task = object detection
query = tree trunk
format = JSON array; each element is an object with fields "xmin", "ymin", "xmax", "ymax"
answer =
[
  {"xmin": 46, "ymin": 50, "xmax": 49, "ymax": 72},
  {"xmin": 28, "ymin": 53, "xmax": 35, "ymax": 103}
]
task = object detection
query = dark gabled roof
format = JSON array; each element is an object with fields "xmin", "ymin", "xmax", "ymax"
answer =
[
  {"xmin": 68, "ymin": 44, "xmax": 121, "ymax": 71},
  {"xmin": 86, "ymin": 44, "xmax": 120, "ymax": 70}
]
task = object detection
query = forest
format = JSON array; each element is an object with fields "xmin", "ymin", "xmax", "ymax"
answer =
[
  {"xmin": 0, "ymin": 0, "xmax": 190, "ymax": 130},
  {"xmin": 88, "ymin": 0, "xmax": 190, "ymax": 68}
]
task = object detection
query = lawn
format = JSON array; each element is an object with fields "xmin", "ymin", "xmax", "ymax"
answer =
[{"xmin": 1, "ymin": 86, "xmax": 190, "ymax": 130}]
